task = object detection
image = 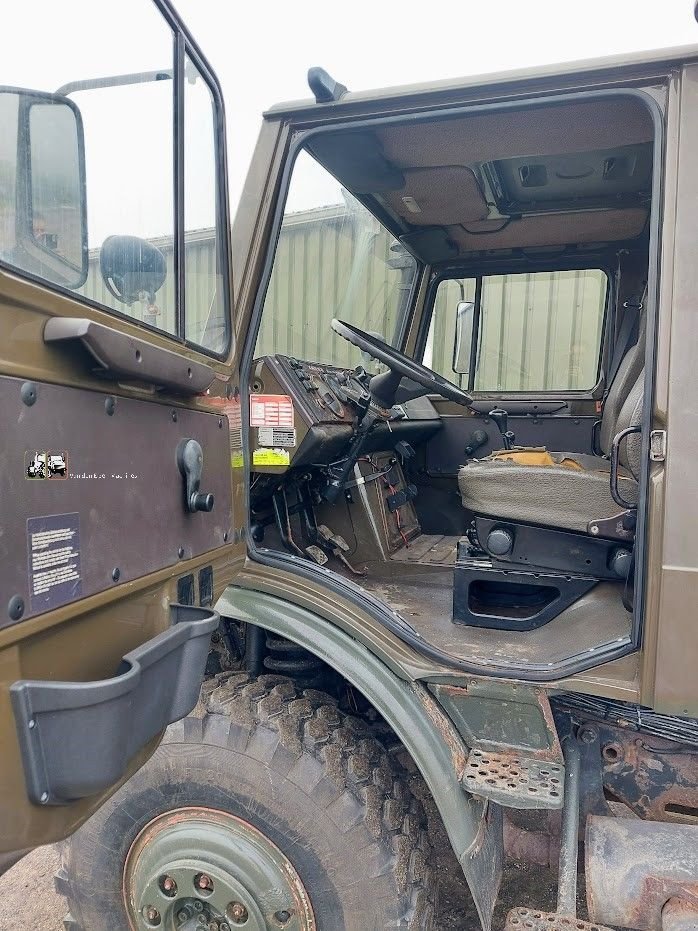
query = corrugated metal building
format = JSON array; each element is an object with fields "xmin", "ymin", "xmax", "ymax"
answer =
[{"xmin": 84, "ymin": 208, "xmax": 607, "ymax": 390}]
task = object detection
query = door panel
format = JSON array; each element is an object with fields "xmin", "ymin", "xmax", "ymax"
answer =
[
  {"xmin": 0, "ymin": 0, "xmax": 244, "ymax": 862},
  {"xmin": 2, "ymin": 376, "xmax": 231, "ymax": 624}
]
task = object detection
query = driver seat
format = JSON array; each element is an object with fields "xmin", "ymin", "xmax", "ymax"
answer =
[{"xmin": 458, "ymin": 307, "xmax": 646, "ymax": 537}]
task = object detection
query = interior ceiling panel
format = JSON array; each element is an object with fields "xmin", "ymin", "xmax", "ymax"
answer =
[
  {"xmin": 376, "ymin": 98, "xmax": 654, "ymax": 168},
  {"xmin": 381, "ymin": 166, "xmax": 489, "ymax": 225}
]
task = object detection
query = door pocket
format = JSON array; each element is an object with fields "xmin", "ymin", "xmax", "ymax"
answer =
[{"xmin": 10, "ymin": 603, "xmax": 217, "ymax": 805}]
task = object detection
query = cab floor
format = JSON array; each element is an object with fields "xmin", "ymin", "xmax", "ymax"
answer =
[{"xmin": 344, "ymin": 538, "xmax": 631, "ymax": 670}]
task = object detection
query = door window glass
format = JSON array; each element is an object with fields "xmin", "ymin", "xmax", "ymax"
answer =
[
  {"xmin": 1, "ymin": 0, "xmax": 229, "ymax": 356},
  {"xmin": 183, "ymin": 56, "xmax": 226, "ymax": 354}
]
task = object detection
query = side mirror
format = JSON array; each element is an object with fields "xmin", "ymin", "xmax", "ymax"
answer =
[
  {"xmin": 0, "ymin": 87, "xmax": 87, "ymax": 287},
  {"xmin": 453, "ymin": 300, "xmax": 476, "ymax": 375},
  {"xmin": 100, "ymin": 235, "xmax": 167, "ymax": 305}
]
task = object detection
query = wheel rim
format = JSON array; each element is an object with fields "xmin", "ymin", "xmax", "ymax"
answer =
[{"xmin": 123, "ymin": 807, "xmax": 316, "ymax": 931}]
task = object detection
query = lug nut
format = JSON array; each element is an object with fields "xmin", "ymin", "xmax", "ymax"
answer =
[
  {"xmin": 227, "ymin": 901, "xmax": 249, "ymax": 924},
  {"xmin": 159, "ymin": 875, "xmax": 177, "ymax": 897},
  {"xmin": 143, "ymin": 905, "xmax": 161, "ymax": 925},
  {"xmin": 195, "ymin": 872, "xmax": 214, "ymax": 892}
]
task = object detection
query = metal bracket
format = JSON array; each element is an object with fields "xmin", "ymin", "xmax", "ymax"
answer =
[{"xmin": 650, "ymin": 429, "xmax": 667, "ymax": 462}]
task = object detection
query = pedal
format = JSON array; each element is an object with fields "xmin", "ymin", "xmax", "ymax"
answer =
[
  {"xmin": 504, "ymin": 908, "xmax": 613, "ymax": 930},
  {"xmin": 317, "ymin": 524, "xmax": 350, "ymax": 552},
  {"xmin": 463, "ymin": 748, "xmax": 564, "ymax": 809},
  {"xmin": 305, "ymin": 545, "xmax": 328, "ymax": 565}
]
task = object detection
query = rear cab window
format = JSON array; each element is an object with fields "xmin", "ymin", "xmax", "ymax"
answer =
[{"xmin": 425, "ymin": 268, "xmax": 608, "ymax": 392}]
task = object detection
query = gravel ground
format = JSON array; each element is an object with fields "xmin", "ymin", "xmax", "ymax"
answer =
[{"xmin": 0, "ymin": 844, "xmax": 574, "ymax": 930}]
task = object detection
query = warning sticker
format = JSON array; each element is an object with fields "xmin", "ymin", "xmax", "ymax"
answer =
[
  {"xmin": 258, "ymin": 427, "xmax": 296, "ymax": 448},
  {"xmin": 27, "ymin": 513, "xmax": 82, "ymax": 614},
  {"xmin": 228, "ymin": 397, "xmax": 242, "ymax": 451},
  {"xmin": 250, "ymin": 394, "xmax": 294, "ymax": 428},
  {"xmin": 253, "ymin": 448, "xmax": 291, "ymax": 466},
  {"xmin": 231, "ymin": 452, "xmax": 244, "ymax": 469}
]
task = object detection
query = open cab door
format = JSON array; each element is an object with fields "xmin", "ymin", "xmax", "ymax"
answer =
[{"xmin": 0, "ymin": 0, "xmax": 244, "ymax": 867}]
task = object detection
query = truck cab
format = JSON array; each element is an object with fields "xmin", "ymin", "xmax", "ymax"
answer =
[{"xmin": 2, "ymin": 3, "xmax": 698, "ymax": 930}]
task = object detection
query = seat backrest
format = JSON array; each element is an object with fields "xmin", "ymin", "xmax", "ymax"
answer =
[
  {"xmin": 616, "ymin": 368, "xmax": 644, "ymax": 480},
  {"xmin": 600, "ymin": 308, "xmax": 646, "ymax": 456}
]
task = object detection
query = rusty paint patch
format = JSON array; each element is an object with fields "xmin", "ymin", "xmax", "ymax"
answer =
[{"xmin": 410, "ymin": 681, "xmax": 468, "ymax": 777}]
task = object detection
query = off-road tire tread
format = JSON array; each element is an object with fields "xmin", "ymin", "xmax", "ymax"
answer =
[{"xmin": 56, "ymin": 672, "xmax": 437, "ymax": 930}]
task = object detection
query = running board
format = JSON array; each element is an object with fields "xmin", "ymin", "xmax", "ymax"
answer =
[
  {"xmin": 504, "ymin": 909, "xmax": 612, "ymax": 931},
  {"xmin": 463, "ymin": 748, "xmax": 564, "ymax": 809}
]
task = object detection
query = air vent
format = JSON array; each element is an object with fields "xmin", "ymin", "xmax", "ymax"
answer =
[
  {"xmin": 519, "ymin": 164, "xmax": 547, "ymax": 188},
  {"xmin": 603, "ymin": 154, "xmax": 637, "ymax": 181}
]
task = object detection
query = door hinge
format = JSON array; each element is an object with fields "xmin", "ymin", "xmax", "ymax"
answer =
[{"xmin": 649, "ymin": 429, "xmax": 666, "ymax": 462}]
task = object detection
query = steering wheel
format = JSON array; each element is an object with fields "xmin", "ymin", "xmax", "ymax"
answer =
[{"xmin": 331, "ymin": 318, "xmax": 473, "ymax": 408}]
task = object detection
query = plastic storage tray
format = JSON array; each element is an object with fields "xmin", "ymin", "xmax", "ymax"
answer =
[{"xmin": 11, "ymin": 603, "xmax": 218, "ymax": 805}]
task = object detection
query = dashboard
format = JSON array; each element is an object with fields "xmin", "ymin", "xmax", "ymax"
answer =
[{"xmin": 248, "ymin": 354, "xmax": 442, "ymax": 473}]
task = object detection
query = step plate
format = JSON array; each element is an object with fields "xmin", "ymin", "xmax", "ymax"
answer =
[
  {"xmin": 463, "ymin": 749, "xmax": 564, "ymax": 809},
  {"xmin": 505, "ymin": 908, "xmax": 612, "ymax": 931}
]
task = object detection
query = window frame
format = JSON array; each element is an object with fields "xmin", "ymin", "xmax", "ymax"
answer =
[
  {"xmin": 417, "ymin": 262, "xmax": 612, "ymax": 398},
  {"xmin": 0, "ymin": 0, "xmax": 232, "ymax": 360}
]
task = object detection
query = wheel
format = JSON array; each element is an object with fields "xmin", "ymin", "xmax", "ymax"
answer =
[{"xmin": 57, "ymin": 673, "xmax": 437, "ymax": 930}]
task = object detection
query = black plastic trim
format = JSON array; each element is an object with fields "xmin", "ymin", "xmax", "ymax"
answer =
[{"xmin": 10, "ymin": 603, "xmax": 218, "ymax": 806}]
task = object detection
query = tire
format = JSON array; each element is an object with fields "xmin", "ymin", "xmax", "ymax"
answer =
[{"xmin": 57, "ymin": 673, "xmax": 437, "ymax": 931}]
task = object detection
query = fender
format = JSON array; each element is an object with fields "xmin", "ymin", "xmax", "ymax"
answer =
[{"xmin": 217, "ymin": 584, "xmax": 503, "ymax": 931}]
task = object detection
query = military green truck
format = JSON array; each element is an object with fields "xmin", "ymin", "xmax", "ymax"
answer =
[{"xmin": 2, "ymin": 2, "xmax": 698, "ymax": 929}]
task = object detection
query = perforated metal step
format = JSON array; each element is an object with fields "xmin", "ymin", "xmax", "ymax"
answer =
[
  {"xmin": 463, "ymin": 748, "xmax": 564, "ymax": 809},
  {"xmin": 505, "ymin": 908, "xmax": 612, "ymax": 931}
]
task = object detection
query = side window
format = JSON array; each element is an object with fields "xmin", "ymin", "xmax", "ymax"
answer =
[
  {"xmin": 1, "ymin": 0, "xmax": 229, "ymax": 357},
  {"xmin": 425, "ymin": 269, "xmax": 608, "ymax": 392}
]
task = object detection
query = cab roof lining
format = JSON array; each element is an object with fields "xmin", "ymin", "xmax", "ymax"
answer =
[{"xmin": 305, "ymin": 96, "xmax": 654, "ymax": 262}]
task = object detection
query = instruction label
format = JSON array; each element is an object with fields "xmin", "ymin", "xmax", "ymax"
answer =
[
  {"xmin": 250, "ymin": 394, "xmax": 294, "ymax": 428},
  {"xmin": 252, "ymin": 448, "xmax": 291, "ymax": 467},
  {"xmin": 258, "ymin": 427, "xmax": 296, "ymax": 448},
  {"xmin": 27, "ymin": 513, "xmax": 82, "ymax": 614}
]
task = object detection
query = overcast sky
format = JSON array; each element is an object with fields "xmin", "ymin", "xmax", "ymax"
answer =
[{"xmin": 176, "ymin": 0, "xmax": 697, "ymax": 212}]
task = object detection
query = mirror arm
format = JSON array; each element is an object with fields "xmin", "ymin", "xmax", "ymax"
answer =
[{"xmin": 55, "ymin": 70, "xmax": 173, "ymax": 97}]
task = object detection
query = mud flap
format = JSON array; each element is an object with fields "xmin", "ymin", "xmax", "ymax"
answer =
[{"xmin": 461, "ymin": 801, "xmax": 503, "ymax": 931}]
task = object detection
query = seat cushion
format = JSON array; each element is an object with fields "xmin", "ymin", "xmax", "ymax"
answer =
[{"xmin": 458, "ymin": 450, "xmax": 638, "ymax": 533}]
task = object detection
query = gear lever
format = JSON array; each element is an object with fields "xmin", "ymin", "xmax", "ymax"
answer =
[{"xmin": 489, "ymin": 407, "xmax": 516, "ymax": 451}]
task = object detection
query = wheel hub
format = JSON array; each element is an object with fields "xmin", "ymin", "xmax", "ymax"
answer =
[{"xmin": 123, "ymin": 808, "xmax": 315, "ymax": 931}]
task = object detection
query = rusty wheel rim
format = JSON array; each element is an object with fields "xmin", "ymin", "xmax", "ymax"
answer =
[{"xmin": 123, "ymin": 806, "xmax": 315, "ymax": 931}]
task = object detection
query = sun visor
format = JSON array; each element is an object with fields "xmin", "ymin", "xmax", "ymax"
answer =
[
  {"xmin": 383, "ymin": 165, "xmax": 489, "ymax": 226},
  {"xmin": 306, "ymin": 131, "xmax": 405, "ymax": 192},
  {"xmin": 400, "ymin": 227, "xmax": 459, "ymax": 263}
]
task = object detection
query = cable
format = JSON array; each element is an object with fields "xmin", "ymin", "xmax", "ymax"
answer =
[{"xmin": 460, "ymin": 217, "xmax": 514, "ymax": 236}]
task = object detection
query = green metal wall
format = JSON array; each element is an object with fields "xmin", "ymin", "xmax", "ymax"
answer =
[{"xmin": 82, "ymin": 213, "xmax": 607, "ymax": 391}]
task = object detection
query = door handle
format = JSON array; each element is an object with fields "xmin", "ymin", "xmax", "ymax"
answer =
[{"xmin": 177, "ymin": 439, "xmax": 214, "ymax": 513}]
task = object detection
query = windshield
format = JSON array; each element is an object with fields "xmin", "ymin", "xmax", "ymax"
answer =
[{"xmin": 256, "ymin": 148, "xmax": 419, "ymax": 367}]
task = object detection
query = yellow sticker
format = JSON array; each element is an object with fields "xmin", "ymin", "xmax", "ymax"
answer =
[
  {"xmin": 231, "ymin": 452, "xmax": 244, "ymax": 469},
  {"xmin": 252, "ymin": 447, "xmax": 290, "ymax": 466}
]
